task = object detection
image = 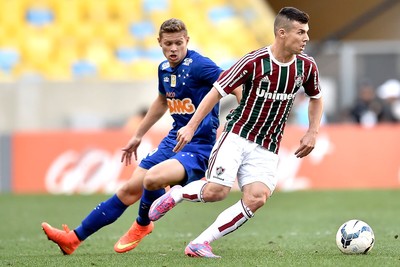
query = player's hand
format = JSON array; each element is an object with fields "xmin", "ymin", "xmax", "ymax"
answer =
[
  {"xmin": 121, "ymin": 137, "xmax": 141, "ymax": 165},
  {"xmin": 173, "ymin": 125, "xmax": 195, "ymax": 152},
  {"xmin": 294, "ymin": 130, "xmax": 317, "ymax": 158}
]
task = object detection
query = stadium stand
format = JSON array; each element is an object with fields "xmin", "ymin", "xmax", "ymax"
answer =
[{"xmin": 0, "ymin": 0, "xmax": 274, "ymax": 81}]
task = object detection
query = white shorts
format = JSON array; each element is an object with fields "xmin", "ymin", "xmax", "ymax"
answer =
[{"xmin": 206, "ymin": 132, "xmax": 279, "ymax": 193}]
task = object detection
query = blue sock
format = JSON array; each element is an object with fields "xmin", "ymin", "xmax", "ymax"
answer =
[
  {"xmin": 74, "ymin": 194, "xmax": 128, "ymax": 241},
  {"xmin": 136, "ymin": 188, "xmax": 165, "ymax": 226}
]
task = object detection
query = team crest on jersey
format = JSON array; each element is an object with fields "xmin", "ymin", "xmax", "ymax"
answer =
[
  {"xmin": 295, "ymin": 74, "xmax": 304, "ymax": 87},
  {"xmin": 215, "ymin": 166, "xmax": 225, "ymax": 176},
  {"xmin": 183, "ymin": 58, "xmax": 193, "ymax": 66}
]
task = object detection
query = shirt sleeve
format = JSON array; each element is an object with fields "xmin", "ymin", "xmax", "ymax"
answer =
[
  {"xmin": 157, "ymin": 63, "xmax": 166, "ymax": 95},
  {"xmin": 195, "ymin": 56, "xmax": 223, "ymax": 87},
  {"xmin": 214, "ymin": 54, "xmax": 253, "ymax": 97},
  {"xmin": 303, "ymin": 59, "xmax": 322, "ymax": 99}
]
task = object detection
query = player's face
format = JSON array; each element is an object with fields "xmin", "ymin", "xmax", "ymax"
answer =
[
  {"xmin": 158, "ymin": 32, "xmax": 189, "ymax": 68},
  {"xmin": 284, "ymin": 21, "xmax": 309, "ymax": 54}
]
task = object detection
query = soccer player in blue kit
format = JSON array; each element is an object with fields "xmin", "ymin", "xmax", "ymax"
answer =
[{"xmin": 42, "ymin": 18, "xmax": 241, "ymax": 255}]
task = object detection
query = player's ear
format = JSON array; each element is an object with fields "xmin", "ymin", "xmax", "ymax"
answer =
[
  {"xmin": 278, "ymin": 28, "xmax": 286, "ymax": 39},
  {"xmin": 157, "ymin": 37, "xmax": 162, "ymax": 47}
]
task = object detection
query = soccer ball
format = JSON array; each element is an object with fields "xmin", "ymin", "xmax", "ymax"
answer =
[{"xmin": 336, "ymin": 219, "xmax": 375, "ymax": 254}]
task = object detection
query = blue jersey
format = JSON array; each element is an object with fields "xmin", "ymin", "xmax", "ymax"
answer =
[{"xmin": 158, "ymin": 49, "xmax": 222, "ymax": 149}]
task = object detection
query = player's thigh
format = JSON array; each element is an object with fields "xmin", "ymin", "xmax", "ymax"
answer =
[
  {"xmin": 139, "ymin": 138, "xmax": 174, "ymax": 170},
  {"xmin": 143, "ymin": 159, "xmax": 186, "ymax": 189},
  {"xmin": 206, "ymin": 132, "xmax": 243, "ymax": 188},
  {"xmin": 237, "ymin": 145, "xmax": 279, "ymax": 194},
  {"xmin": 175, "ymin": 149, "xmax": 209, "ymax": 185}
]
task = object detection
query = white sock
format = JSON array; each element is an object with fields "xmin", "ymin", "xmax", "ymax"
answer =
[
  {"xmin": 171, "ymin": 180, "xmax": 207, "ymax": 203},
  {"xmin": 192, "ymin": 199, "xmax": 254, "ymax": 244}
]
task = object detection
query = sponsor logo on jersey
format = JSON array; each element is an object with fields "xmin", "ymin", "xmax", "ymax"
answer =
[
  {"xmin": 229, "ymin": 70, "xmax": 248, "ymax": 87},
  {"xmin": 167, "ymin": 98, "xmax": 195, "ymax": 114},
  {"xmin": 313, "ymin": 71, "xmax": 318, "ymax": 90},
  {"xmin": 161, "ymin": 62, "xmax": 170, "ymax": 70},
  {"xmin": 183, "ymin": 58, "xmax": 193, "ymax": 66},
  {"xmin": 166, "ymin": 92, "xmax": 176, "ymax": 98},
  {"xmin": 261, "ymin": 75, "xmax": 270, "ymax": 83},
  {"xmin": 171, "ymin": 75, "xmax": 176, "ymax": 87},
  {"xmin": 256, "ymin": 87, "xmax": 296, "ymax": 101},
  {"xmin": 163, "ymin": 76, "xmax": 169, "ymax": 83}
]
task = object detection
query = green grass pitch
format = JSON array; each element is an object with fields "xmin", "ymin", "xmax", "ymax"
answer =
[{"xmin": 0, "ymin": 190, "xmax": 399, "ymax": 266}]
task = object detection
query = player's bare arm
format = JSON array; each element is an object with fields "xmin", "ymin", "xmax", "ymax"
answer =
[
  {"xmin": 121, "ymin": 94, "xmax": 169, "ymax": 165},
  {"xmin": 231, "ymin": 86, "xmax": 243, "ymax": 104},
  {"xmin": 173, "ymin": 87, "xmax": 222, "ymax": 152},
  {"xmin": 295, "ymin": 96, "xmax": 323, "ymax": 158}
]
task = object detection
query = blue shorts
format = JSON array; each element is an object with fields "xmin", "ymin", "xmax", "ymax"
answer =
[{"xmin": 139, "ymin": 137, "xmax": 213, "ymax": 186}]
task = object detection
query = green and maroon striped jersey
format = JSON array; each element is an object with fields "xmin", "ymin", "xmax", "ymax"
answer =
[{"xmin": 214, "ymin": 46, "xmax": 322, "ymax": 154}]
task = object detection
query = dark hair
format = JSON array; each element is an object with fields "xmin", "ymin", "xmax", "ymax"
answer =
[
  {"xmin": 274, "ymin": 7, "xmax": 309, "ymax": 34},
  {"xmin": 159, "ymin": 18, "xmax": 188, "ymax": 38}
]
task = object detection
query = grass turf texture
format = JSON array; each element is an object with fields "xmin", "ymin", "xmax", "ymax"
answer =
[{"xmin": 0, "ymin": 190, "xmax": 399, "ymax": 267}]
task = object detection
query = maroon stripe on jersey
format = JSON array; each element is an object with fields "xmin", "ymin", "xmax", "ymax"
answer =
[
  {"xmin": 219, "ymin": 48, "xmax": 268, "ymax": 88},
  {"xmin": 287, "ymin": 63, "xmax": 297, "ymax": 93},
  {"xmin": 182, "ymin": 193, "xmax": 199, "ymax": 200},
  {"xmin": 232, "ymin": 81, "xmax": 258, "ymax": 135},
  {"xmin": 206, "ymin": 131, "xmax": 229, "ymax": 179},
  {"xmin": 218, "ymin": 47, "xmax": 270, "ymax": 94},
  {"xmin": 218, "ymin": 213, "xmax": 245, "ymax": 232}
]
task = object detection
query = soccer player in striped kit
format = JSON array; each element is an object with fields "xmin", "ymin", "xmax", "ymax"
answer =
[{"xmin": 149, "ymin": 7, "xmax": 324, "ymax": 258}]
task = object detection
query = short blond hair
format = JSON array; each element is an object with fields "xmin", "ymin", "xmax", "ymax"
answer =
[{"xmin": 159, "ymin": 18, "xmax": 188, "ymax": 38}]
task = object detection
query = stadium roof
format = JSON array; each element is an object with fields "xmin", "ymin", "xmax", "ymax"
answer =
[{"xmin": 267, "ymin": 0, "xmax": 400, "ymax": 41}]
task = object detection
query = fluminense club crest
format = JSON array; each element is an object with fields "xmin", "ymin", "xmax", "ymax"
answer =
[
  {"xmin": 295, "ymin": 74, "xmax": 304, "ymax": 87},
  {"xmin": 216, "ymin": 166, "xmax": 225, "ymax": 176}
]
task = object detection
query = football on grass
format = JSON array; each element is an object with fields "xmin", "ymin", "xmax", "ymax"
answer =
[{"xmin": 336, "ymin": 219, "xmax": 375, "ymax": 254}]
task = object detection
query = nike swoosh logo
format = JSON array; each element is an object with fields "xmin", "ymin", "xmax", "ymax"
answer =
[
  {"xmin": 116, "ymin": 240, "xmax": 140, "ymax": 250},
  {"xmin": 60, "ymin": 245, "xmax": 72, "ymax": 254}
]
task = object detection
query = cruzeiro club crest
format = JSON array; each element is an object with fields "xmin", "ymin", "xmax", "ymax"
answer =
[
  {"xmin": 216, "ymin": 166, "xmax": 225, "ymax": 176},
  {"xmin": 294, "ymin": 74, "xmax": 304, "ymax": 88}
]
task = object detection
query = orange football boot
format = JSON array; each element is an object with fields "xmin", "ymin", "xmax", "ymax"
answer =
[
  {"xmin": 42, "ymin": 222, "xmax": 81, "ymax": 255},
  {"xmin": 114, "ymin": 221, "xmax": 154, "ymax": 253}
]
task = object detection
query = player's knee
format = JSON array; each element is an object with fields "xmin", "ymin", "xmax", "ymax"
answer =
[
  {"xmin": 143, "ymin": 172, "xmax": 163, "ymax": 191},
  {"xmin": 202, "ymin": 183, "xmax": 229, "ymax": 202},
  {"xmin": 116, "ymin": 183, "xmax": 140, "ymax": 206},
  {"xmin": 143, "ymin": 179, "xmax": 160, "ymax": 190},
  {"xmin": 242, "ymin": 182, "xmax": 271, "ymax": 211},
  {"xmin": 243, "ymin": 192, "xmax": 268, "ymax": 212}
]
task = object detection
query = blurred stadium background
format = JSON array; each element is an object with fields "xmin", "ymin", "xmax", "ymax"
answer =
[{"xmin": 0, "ymin": 0, "xmax": 399, "ymax": 194}]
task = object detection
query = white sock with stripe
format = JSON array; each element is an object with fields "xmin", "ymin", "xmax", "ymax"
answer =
[
  {"xmin": 171, "ymin": 179, "xmax": 207, "ymax": 203},
  {"xmin": 192, "ymin": 199, "xmax": 254, "ymax": 244}
]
